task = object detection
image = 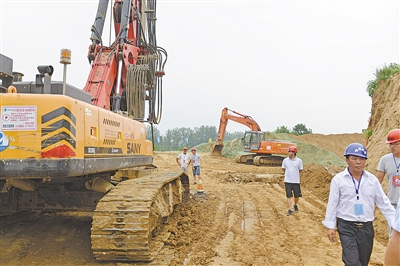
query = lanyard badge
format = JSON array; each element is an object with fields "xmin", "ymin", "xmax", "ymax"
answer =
[
  {"xmin": 349, "ymin": 168, "xmax": 364, "ymax": 215},
  {"xmin": 355, "ymin": 203, "xmax": 364, "ymax": 215},
  {"xmin": 392, "ymin": 175, "xmax": 400, "ymax": 186},
  {"xmin": 392, "ymin": 156, "xmax": 400, "ymax": 187}
]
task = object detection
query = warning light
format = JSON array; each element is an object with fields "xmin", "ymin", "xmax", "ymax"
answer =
[{"xmin": 60, "ymin": 49, "xmax": 71, "ymax": 64}]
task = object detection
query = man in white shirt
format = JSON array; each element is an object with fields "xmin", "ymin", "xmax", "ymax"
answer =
[
  {"xmin": 176, "ymin": 147, "xmax": 191, "ymax": 174},
  {"xmin": 282, "ymin": 145, "xmax": 303, "ymax": 216},
  {"xmin": 190, "ymin": 147, "xmax": 202, "ymax": 185},
  {"xmin": 322, "ymin": 143, "xmax": 395, "ymax": 266}
]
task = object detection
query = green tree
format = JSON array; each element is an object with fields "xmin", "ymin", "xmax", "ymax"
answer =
[
  {"xmin": 366, "ymin": 63, "xmax": 400, "ymax": 97},
  {"xmin": 291, "ymin": 123, "xmax": 312, "ymax": 135},
  {"xmin": 274, "ymin": 126, "xmax": 291, "ymax": 134},
  {"xmin": 191, "ymin": 125, "xmax": 217, "ymax": 145},
  {"xmin": 166, "ymin": 127, "xmax": 193, "ymax": 150}
]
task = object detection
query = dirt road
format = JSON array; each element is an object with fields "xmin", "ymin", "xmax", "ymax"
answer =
[{"xmin": 0, "ymin": 147, "xmax": 390, "ymax": 266}]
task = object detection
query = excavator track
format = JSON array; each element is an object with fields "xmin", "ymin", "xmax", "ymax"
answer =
[
  {"xmin": 253, "ymin": 155, "xmax": 285, "ymax": 166},
  {"xmin": 91, "ymin": 172, "xmax": 189, "ymax": 262},
  {"xmin": 235, "ymin": 154, "xmax": 284, "ymax": 166},
  {"xmin": 235, "ymin": 154, "xmax": 255, "ymax": 164}
]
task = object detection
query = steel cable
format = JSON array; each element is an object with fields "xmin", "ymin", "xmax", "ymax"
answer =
[{"xmin": 124, "ymin": 0, "xmax": 167, "ymax": 124}]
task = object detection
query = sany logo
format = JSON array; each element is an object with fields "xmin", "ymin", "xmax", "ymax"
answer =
[{"xmin": 0, "ymin": 131, "xmax": 10, "ymax": 152}]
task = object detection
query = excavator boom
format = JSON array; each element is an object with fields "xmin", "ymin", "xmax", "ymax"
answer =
[
  {"xmin": 216, "ymin": 107, "xmax": 261, "ymax": 143},
  {"xmin": 212, "ymin": 107, "xmax": 262, "ymax": 155}
]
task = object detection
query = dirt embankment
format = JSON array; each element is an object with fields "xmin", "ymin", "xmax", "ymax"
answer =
[{"xmin": 366, "ymin": 72, "xmax": 400, "ymax": 171}]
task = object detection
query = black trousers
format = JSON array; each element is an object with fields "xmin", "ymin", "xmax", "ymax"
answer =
[{"xmin": 337, "ymin": 218, "xmax": 374, "ymax": 266}]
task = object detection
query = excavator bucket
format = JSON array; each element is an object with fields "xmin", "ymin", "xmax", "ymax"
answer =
[{"xmin": 211, "ymin": 142, "xmax": 224, "ymax": 156}]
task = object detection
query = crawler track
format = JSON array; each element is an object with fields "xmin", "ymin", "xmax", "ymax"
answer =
[
  {"xmin": 91, "ymin": 172, "xmax": 189, "ymax": 262},
  {"xmin": 235, "ymin": 154, "xmax": 284, "ymax": 166},
  {"xmin": 253, "ymin": 155, "xmax": 284, "ymax": 166}
]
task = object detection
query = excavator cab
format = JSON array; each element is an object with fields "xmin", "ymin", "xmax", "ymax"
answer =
[{"xmin": 243, "ymin": 131, "xmax": 264, "ymax": 152}]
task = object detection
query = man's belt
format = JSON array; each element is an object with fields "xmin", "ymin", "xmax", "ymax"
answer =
[{"xmin": 338, "ymin": 218, "xmax": 372, "ymax": 228}]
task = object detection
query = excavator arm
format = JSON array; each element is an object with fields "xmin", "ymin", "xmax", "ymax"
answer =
[
  {"xmin": 216, "ymin": 107, "xmax": 261, "ymax": 143},
  {"xmin": 212, "ymin": 107, "xmax": 262, "ymax": 155}
]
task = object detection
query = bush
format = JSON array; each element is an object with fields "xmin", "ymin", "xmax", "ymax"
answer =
[{"xmin": 367, "ymin": 63, "xmax": 400, "ymax": 97}]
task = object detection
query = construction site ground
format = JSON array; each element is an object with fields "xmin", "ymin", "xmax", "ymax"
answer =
[{"xmin": 0, "ymin": 132, "xmax": 394, "ymax": 266}]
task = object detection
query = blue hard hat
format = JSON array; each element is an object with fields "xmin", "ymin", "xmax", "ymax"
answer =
[{"xmin": 343, "ymin": 143, "xmax": 368, "ymax": 159}]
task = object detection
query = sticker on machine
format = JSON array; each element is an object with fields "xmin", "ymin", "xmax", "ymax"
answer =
[
  {"xmin": 0, "ymin": 131, "xmax": 10, "ymax": 152},
  {"xmin": 1, "ymin": 106, "xmax": 37, "ymax": 131},
  {"xmin": 85, "ymin": 108, "xmax": 92, "ymax": 116}
]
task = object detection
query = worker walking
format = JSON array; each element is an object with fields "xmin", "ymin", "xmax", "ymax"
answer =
[
  {"xmin": 322, "ymin": 143, "xmax": 395, "ymax": 266},
  {"xmin": 376, "ymin": 128, "xmax": 400, "ymax": 236},
  {"xmin": 282, "ymin": 145, "xmax": 303, "ymax": 216},
  {"xmin": 176, "ymin": 147, "xmax": 191, "ymax": 175},
  {"xmin": 190, "ymin": 147, "xmax": 202, "ymax": 185}
]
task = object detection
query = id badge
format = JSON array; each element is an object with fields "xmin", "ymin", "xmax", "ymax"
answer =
[
  {"xmin": 392, "ymin": 175, "xmax": 400, "ymax": 187},
  {"xmin": 355, "ymin": 204, "xmax": 364, "ymax": 215}
]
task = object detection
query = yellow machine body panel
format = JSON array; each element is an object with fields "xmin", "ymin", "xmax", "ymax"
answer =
[{"xmin": 0, "ymin": 93, "xmax": 153, "ymax": 179}]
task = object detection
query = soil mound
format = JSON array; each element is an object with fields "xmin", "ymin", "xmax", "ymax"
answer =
[{"xmin": 366, "ymin": 72, "xmax": 400, "ymax": 171}]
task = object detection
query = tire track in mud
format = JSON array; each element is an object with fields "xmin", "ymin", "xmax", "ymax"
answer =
[
  {"xmin": 246, "ymin": 183, "xmax": 302, "ymax": 265},
  {"xmin": 205, "ymin": 178, "xmax": 345, "ymax": 266},
  {"xmin": 257, "ymin": 184, "xmax": 293, "ymax": 263},
  {"xmin": 268, "ymin": 182, "xmax": 343, "ymax": 265},
  {"xmin": 208, "ymin": 183, "xmax": 293, "ymax": 265}
]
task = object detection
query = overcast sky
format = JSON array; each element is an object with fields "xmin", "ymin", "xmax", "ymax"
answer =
[{"xmin": 1, "ymin": 0, "xmax": 399, "ymax": 135}]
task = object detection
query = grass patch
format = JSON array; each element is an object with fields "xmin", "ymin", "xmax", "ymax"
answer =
[{"xmin": 367, "ymin": 63, "xmax": 400, "ymax": 97}]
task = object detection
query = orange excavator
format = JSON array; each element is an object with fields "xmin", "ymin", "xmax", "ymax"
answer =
[{"xmin": 212, "ymin": 107, "xmax": 296, "ymax": 166}]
